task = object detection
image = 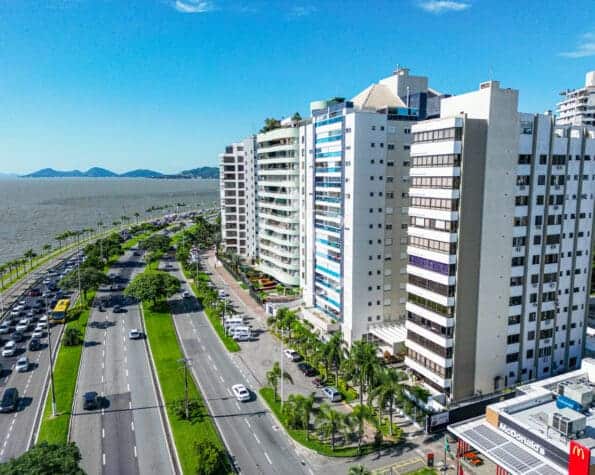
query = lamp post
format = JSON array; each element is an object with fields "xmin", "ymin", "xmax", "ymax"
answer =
[
  {"xmin": 45, "ymin": 296, "xmax": 57, "ymax": 417},
  {"xmin": 178, "ymin": 358, "xmax": 192, "ymax": 420},
  {"xmin": 280, "ymin": 326, "xmax": 284, "ymax": 409}
]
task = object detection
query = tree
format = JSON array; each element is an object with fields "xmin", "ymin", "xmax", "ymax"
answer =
[
  {"xmin": 194, "ymin": 440, "xmax": 227, "ymax": 475},
  {"xmin": 322, "ymin": 332, "xmax": 344, "ymax": 385},
  {"xmin": 291, "ymin": 112, "xmax": 302, "ymax": 122},
  {"xmin": 124, "ymin": 271, "xmax": 180, "ymax": 304},
  {"xmin": 350, "ymin": 404, "xmax": 375, "ymax": 453},
  {"xmin": 315, "ymin": 403, "xmax": 346, "ymax": 451},
  {"xmin": 139, "ymin": 234, "xmax": 171, "ymax": 253},
  {"xmin": 0, "ymin": 442, "xmax": 84, "ymax": 475},
  {"xmin": 133, "ymin": 212, "xmax": 140, "ymax": 224},
  {"xmin": 59, "ymin": 267, "xmax": 109, "ymax": 302},
  {"xmin": 42, "ymin": 243, "xmax": 52, "ymax": 255},
  {"xmin": 370, "ymin": 368, "xmax": 405, "ymax": 436},
  {"xmin": 348, "ymin": 465, "xmax": 371, "ymax": 475},
  {"xmin": 23, "ymin": 249, "xmax": 37, "ymax": 270},
  {"xmin": 266, "ymin": 361, "xmax": 293, "ymax": 401},
  {"xmin": 343, "ymin": 341, "xmax": 380, "ymax": 408},
  {"xmin": 63, "ymin": 327, "xmax": 83, "ymax": 346},
  {"xmin": 259, "ymin": 117, "xmax": 281, "ymax": 133},
  {"xmin": 171, "ymin": 399, "xmax": 203, "ymax": 422}
]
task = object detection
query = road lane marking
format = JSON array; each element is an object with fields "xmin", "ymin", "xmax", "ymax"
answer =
[
  {"xmin": 226, "ymin": 388, "xmax": 232, "ymax": 396},
  {"xmin": 264, "ymin": 452, "xmax": 272, "ymax": 465},
  {"xmin": 131, "ymin": 421, "xmax": 135, "ymax": 431},
  {"xmin": 207, "ymin": 355, "xmax": 212, "ymax": 362},
  {"xmin": 244, "ymin": 419, "xmax": 251, "ymax": 429},
  {"xmin": 212, "ymin": 364, "xmax": 217, "ymax": 371},
  {"xmin": 235, "ymin": 402, "xmax": 240, "ymax": 410},
  {"xmin": 127, "ymin": 383, "xmax": 130, "ymax": 392},
  {"xmin": 126, "ymin": 369, "xmax": 129, "ymax": 377},
  {"xmin": 102, "ymin": 362, "xmax": 104, "ymax": 369},
  {"xmin": 134, "ymin": 446, "xmax": 137, "ymax": 458},
  {"xmin": 102, "ymin": 453, "xmax": 106, "ymax": 466},
  {"xmin": 102, "ymin": 428, "xmax": 105, "ymax": 438},
  {"xmin": 101, "ymin": 375, "xmax": 104, "ymax": 383},
  {"xmin": 253, "ymin": 434, "xmax": 261, "ymax": 444},
  {"xmin": 219, "ymin": 375, "xmax": 224, "ymax": 383}
]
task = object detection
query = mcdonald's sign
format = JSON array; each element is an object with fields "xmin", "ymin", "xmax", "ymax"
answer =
[{"xmin": 568, "ymin": 440, "xmax": 590, "ymax": 475}]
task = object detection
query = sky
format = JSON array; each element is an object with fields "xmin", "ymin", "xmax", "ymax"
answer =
[{"xmin": 0, "ymin": 0, "xmax": 593, "ymax": 174}]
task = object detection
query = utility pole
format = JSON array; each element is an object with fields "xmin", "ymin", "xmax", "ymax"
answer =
[
  {"xmin": 178, "ymin": 358, "xmax": 192, "ymax": 419},
  {"xmin": 280, "ymin": 326, "xmax": 284, "ymax": 409},
  {"xmin": 45, "ymin": 296, "xmax": 57, "ymax": 416},
  {"xmin": 76, "ymin": 232, "xmax": 82, "ymax": 300}
]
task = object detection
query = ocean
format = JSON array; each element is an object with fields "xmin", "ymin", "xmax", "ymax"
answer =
[{"xmin": 0, "ymin": 178, "xmax": 219, "ymax": 264}]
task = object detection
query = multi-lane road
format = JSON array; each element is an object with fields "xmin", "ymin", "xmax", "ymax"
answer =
[
  {"xmin": 70, "ymin": 249, "xmax": 176, "ymax": 475},
  {"xmin": 163, "ymin": 257, "xmax": 313, "ymax": 475}
]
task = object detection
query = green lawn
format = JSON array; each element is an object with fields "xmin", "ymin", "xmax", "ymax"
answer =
[
  {"xmin": 404, "ymin": 469, "xmax": 437, "ymax": 475},
  {"xmin": 142, "ymin": 301, "xmax": 230, "ymax": 474},
  {"xmin": 37, "ymin": 293, "xmax": 94, "ymax": 444},
  {"xmin": 203, "ymin": 305, "xmax": 241, "ymax": 353},
  {"xmin": 122, "ymin": 231, "xmax": 152, "ymax": 250},
  {"xmin": 259, "ymin": 387, "xmax": 380, "ymax": 458}
]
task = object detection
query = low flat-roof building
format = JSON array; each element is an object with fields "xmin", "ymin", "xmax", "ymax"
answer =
[{"xmin": 448, "ymin": 358, "xmax": 595, "ymax": 474}]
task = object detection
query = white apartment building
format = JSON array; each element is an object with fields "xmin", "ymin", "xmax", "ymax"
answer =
[
  {"xmin": 219, "ymin": 142, "xmax": 249, "ymax": 256},
  {"xmin": 243, "ymin": 135, "xmax": 258, "ymax": 259},
  {"xmin": 299, "ymin": 68, "xmax": 444, "ymax": 347},
  {"xmin": 256, "ymin": 119, "xmax": 301, "ymax": 286},
  {"xmin": 557, "ymin": 71, "xmax": 595, "ymax": 127},
  {"xmin": 405, "ymin": 80, "xmax": 595, "ymax": 402}
]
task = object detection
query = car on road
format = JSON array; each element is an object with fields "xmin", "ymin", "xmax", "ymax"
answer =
[
  {"xmin": 0, "ymin": 388, "xmax": 19, "ymax": 413},
  {"xmin": 32, "ymin": 327, "xmax": 44, "ymax": 339},
  {"xmin": 283, "ymin": 349, "xmax": 302, "ymax": 362},
  {"xmin": 322, "ymin": 386, "xmax": 342, "ymax": 402},
  {"xmin": 0, "ymin": 323, "xmax": 10, "ymax": 335},
  {"xmin": 83, "ymin": 391, "xmax": 99, "ymax": 410},
  {"xmin": 2, "ymin": 341, "xmax": 17, "ymax": 357},
  {"xmin": 297, "ymin": 362, "xmax": 317, "ymax": 377},
  {"xmin": 182, "ymin": 291, "xmax": 191, "ymax": 298},
  {"xmin": 132, "ymin": 251, "xmax": 141, "ymax": 256},
  {"xmin": 128, "ymin": 329, "xmax": 142, "ymax": 340},
  {"xmin": 28, "ymin": 288, "xmax": 41, "ymax": 297},
  {"xmin": 28, "ymin": 338, "xmax": 41, "ymax": 351},
  {"xmin": 39, "ymin": 315, "xmax": 48, "ymax": 326},
  {"xmin": 15, "ymin": 357, "xmax": 29, "ymax": 373},
  {"xmin": 113, "ymin": 305, "xmax": 124, "ymax": 313},
  {"xmin": 231, "ymin": 384, "xmax": 251, "ymax": 402},
  {"xmin": 15, "ymin": 319, "xmax": 30, "ymax": 333}
]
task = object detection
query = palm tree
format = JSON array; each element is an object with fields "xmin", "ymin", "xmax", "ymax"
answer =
[
  {"xmin": 344, "ymin": 341, "xmax": 380, "ymax": 407},
  {"xmin": 266, "ymin": 361, "xmax": 293, "ymax": 402},
  {"xmin": 134, "ymin": 212, "xmax": 140, "ymax": 224},
  {"xmin": 323, "ymin": 332, "xmax": 345, "ymax": 385},
  {"xmin": 350, "ymin": 404, "xmax": 375, "ymax": 453},
  {"xmin": 315, "ymin": 403, "xmax": 346, "ymax": 451},
  {"xmin": 42, "ymin": 243, "xmax": 52, "ymax": 255},
  {"xmin": 23, "ymin": 249, "xmax": 37, "ymax": 270},
  {"xmin": 0, "ymin": 264, "xmax": 6, "ymax": 288},
  {"xmin": 348, "ymin": 465, "xmax": 371, "ymax": 475},
  {"xmin": 370, "ymin": 368, "xmax": 406, "ymax": 436}
]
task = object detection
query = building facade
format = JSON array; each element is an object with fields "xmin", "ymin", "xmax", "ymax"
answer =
[
  {"xmin": 557, "ymin": 71, "xmax": 595, "ymax": 127},
  {"xmin": 256, "ymin": 120, "xmax": 301, "ymax": 286},
  {"xmin": 405, "ymin": 80, "xmax": 595, "ymax": 402}
]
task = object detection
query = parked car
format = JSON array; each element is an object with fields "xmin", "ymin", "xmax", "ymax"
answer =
[
  {"xmin": 322, "ymin": 386, "xmax": 342, "ymax": 402},
  {"xmin": 297, "ymin": 362, "xmax": 317, "ymax": 377},
  {"xmin": 128, "ymin": 329, "xmax": 142, "ymax": 340},
  {"xmin": 113, "ymin": 305, "xmax": 123, "ymax": 313},
  {"xmin": 15, "ymin": 357, "xmax": 29, "ymax": 373},
  {"xmin": 38, "ymin": 315, "xmax": 48, "ymax": 326},
  {"xmin": 15, "ymin": 319, "xmax": 30, "ymax": 333},
  {"xmin": 2, "ymin": 341, "xmax": 17, "ymax": 357},
  {"xmin": 0, "ymin": 388, "xmax": 19, "ymax": 413},
  {"xmin": 182, "ymin": 291, "xmax": 191, "ymax": 298},
  {"xmin": 231, "ymin": 384, "xmax": 251, "ymax": 402},
  {"xmin": 83, "ymin": 391, "xmax": 99, "ymax": 410},
  {"xmin": 31, "ymin": 327, "xmax": 44, "ymax": 339},
  {"xmin": 231, "ymin": 326, "xmax": 251, "ymax": 341},
  {"xmin": 28, "ymin": 338, "xmax": 41, "ymax": 351},
  {"xmin": 283, "ymin": 349, "xmax": 302, "ymax": 362}
]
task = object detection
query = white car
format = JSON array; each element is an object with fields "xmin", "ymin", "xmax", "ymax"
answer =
[
  {"xmin": 283, "ymin": 349, "xmax": 302, "ymax": 361},
  {"xmin": 15, "ymin": 319, "xmax": 30, "ymax": 333},
  {"xmin": 15, "ymin": 357, "xmax": 29, "ymax": 373},
  {"xmin": 231, "ymin": 384, "xmax": 251, "ymax": 402},
  {"xmin": 128, "ymin": 329, "xmax": 142, "ymax": 340},
  {"xmin": 37, "ymin": 318, "xmax": 48, "ymax": 329},
  {"xmin": 32, "ymin": 327, "xmax": 44, "ymax": 339},
  {"xmin": 2, "ymin": 341, "xmax": 17, "ymax": 357},
  {"xmin": 0, "ymin": 323, "xmax": 10, "ymax": 335},
  {"xmin": 182, "ymin": 291, "xmax": 191, "ymax": 298}
]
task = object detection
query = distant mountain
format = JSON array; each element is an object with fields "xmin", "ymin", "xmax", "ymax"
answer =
[
  {"xmin": 119, "ymin": 169, "xmax": 164, "ymax": 178},
  {"xmin": 179, "ymin": 167, "xmax": 219, "ymax": 179},
  {"xmin": 21, "ymin": 166, "xmax": 217, "ymax": 179}
]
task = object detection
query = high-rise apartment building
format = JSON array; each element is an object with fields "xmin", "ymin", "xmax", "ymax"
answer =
[
  {"xmin": 405, "ymin": 80, "xmax": 595, "ymax": 402},
  {"xmin": 256, "ymin": 119, "xmax": 301, "ymax": 286},
  {"xmin": 243, "ymin": 135, "xmax": 258, "ymax": 259},
  {"xmin": 299, "ymin": 68, "xmax": 444, "ymax": 347},
  {"xmin": 557, "ymin": 71, "xmax": 595, "ymax": 127}
]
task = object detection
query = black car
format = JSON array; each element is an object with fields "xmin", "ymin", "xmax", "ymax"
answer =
[
  {"xmin": 0, "ymin": 388, "xmax": 19, "ymax": 413},
  {"xmin": 297, "ymin": 362, "xmax": 317, "ymax": 377},
  {"xmin": 28, "ymin": 338, "xmax": 41, "ymax": 351},
  {"xmin": 83, "ymin": 391, "xmax": 99, "ymax": 410},
  {"xmin": 12, "ymin": 331, "xmax": 25, "ymax": 343},
  {"xmin": 113, "ymin": 305, "xmax": 123, "ymax": 313}
]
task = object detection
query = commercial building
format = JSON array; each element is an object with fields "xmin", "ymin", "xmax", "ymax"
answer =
[
  {"xmin": 405, "ymin": 80, "xmax": 595, "ymax": 402},
  {"xmin": 449, "ymin": 358, "xmax": 595, "ymax": 475},
  {"xmin": 256, "ymin": 118, "xmax": 301, "ymax": 286},
  {"xmin": 299, "ymin": 68, "xmax": 445, "ymax": 347},
  {"xmin": 557, "ymin": 71, "xmax": 595, "ymax": 127}
]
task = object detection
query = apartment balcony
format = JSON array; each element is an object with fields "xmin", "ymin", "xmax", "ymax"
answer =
[
  {"xmin": 405, "ymin": 320, "xmax": 453, "ymax": 348},
  {"xmin": 258, "ymin": 241, "xmax": 299, "ymax": 259},
  {"xmin": 405, "ymin": 339, "xmax": 453, "ymax": 368},
  {"xmin": 260, "ymin": 221, "xmax": 299, "ymax": 236},
  {"xmin": 314, "ymin": 195, "xmax": 342, "ymax": 207},
  {"xmin": 258, "ymin": 201, "xmax": 297, "ymax": 213},
  {"xmin": 405, "ymin": 357, "xmax": 451, "ymax": 390},
  {"xmin": 315, "ymin": 292, "xmax": 341, "ymax": 312},
  {"xmin": 406, "ymin": 301, "xmax": 453, "ymax": 328},
  {"xmin": 258, "ymin": 211, "xmax": 298, "ymax": 225},
  {"xmin": 410, "ymin": 139, "xmax": 462, "ymax": 158},
  {"xmin": 408, "ymin": 187, "xmax": 460, "ymax": 200},
  {"xmin": 259, "ymin": 190, "xmax": 300, "ymax": 200},
  {"xmin": 301, "ymin": 307, "xmax": 340, "ymax": 334},
  {"xmin": 409, "ymin": 207, "xmax": 458, "ymax": 222},
  {"xmin": 260, "ymin": 233, "xmax": 299, "ymax": 247},
  {"xmin": 409, "ymin": 166, "xmax": 460, "ymax": 178},
  {"xmin": 408, "ymin": 226, "xmax": 457, "ymax": 244},
  {"xmin": 257, "ymin": 169, "xmax": 299, "ymax": 178},
  {"xmin": 406, "ymin": 265, "xmax": 456, "ymax": 287},
  {"xmin": 258, "ymin": 261, "xmax": 299, "ymax": 287},
  {"xmin": 314, "ymin": 277, "xmax": 342, "ymax": 295},
  {"xmin": 259, "ymin": 252, "xmax": 300, "ymax": 271},
  {"xmin": 407, "ymin": 246, "xmax": 457, "ymax": 265},
  {"xmin": 406, "ymin": 283, "xmax": 454, "ymax": 308}
]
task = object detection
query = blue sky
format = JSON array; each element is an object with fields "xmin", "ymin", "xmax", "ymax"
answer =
[{"xmin": 0, "ymin": 0, "xmax": 593, "ymax": 174}]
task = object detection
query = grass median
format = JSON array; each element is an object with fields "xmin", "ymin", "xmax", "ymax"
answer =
[
  {"xmin": 37, "ymin": 292, "xmax": 94, "ymax": 444},
  {"xmin": 142, "ymin": 301, "xmax": 231, "ymax": 474}
]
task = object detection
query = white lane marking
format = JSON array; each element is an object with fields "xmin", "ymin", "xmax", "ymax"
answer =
[
  {"xmin": 264, "ymin": 452, "xmax": 272, "ymax": 465},
  {"xmin": 235, "ymin": 402, "xmax": 240, "ymax": 410},
  {"xmin": 207, "ymin": 355, "xmax": 212, "ymax": 362},
  {"xmin": 131, "ymin": 421, "xmax": 135, "ymax": 431},
  {"xmin": 126, "ymin": 369, "xmax": 129, "ymax": 377},
  {"xmin": 102, "ymin": 428, "xmax": 105, "ymax": 438},
  {"xmin": 244, "ymin": 419, "xmax": 251, "ymax": 429},
  {"xmin": 226, "ymin": 388, "xmax": 232, "ymax": 396},
  {"xmin": 102, "ymin": 362, "xmax": 104, "ymax": 369},
  {"xmin": 102, "ymin": 350, "xmax": 105, "ymax": 358},
  {"xmin": 218, "ymin": 375, "xmax": 224, "ymax": 383},
  {"xmin": 253, "ymin": 433, "xmax": 261, "ymax": 444},
  {"xmin": 102, "ymin": 453, "xmax": 106, "ymax": 466},
  {"xmin": 212, "ymin": 364, "xmax": 218, "ymax": 372},
  {"xmin": 101, "ymin": 375, "xmax": 104, "ymax": 383},
  {"xmin": 134, "ymin": 446, "xmax": 137, "ymax": 458},
  {"xmin": 127, "ymin": 384, "xmax": 130, "ymax": 392}
]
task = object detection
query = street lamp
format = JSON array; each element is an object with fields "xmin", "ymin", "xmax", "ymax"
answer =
[
  {"xmin": 178, "ymin": 357, "xmax": 192, "ymax": 419},
  {"xmin": 45, "ymin": 296, "xmax": 57, "ymax": 417}
]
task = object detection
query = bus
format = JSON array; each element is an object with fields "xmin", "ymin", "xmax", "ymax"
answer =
[{"xmin": 51, "ymin": 299, "xmax": 71, "ymax": 324}]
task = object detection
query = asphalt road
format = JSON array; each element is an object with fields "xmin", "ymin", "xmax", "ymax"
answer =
[
  {"xmin": 70, "ymin": 250, "xmax": 175, "ymax": 475},
  {"xmin": 163, "ymin": 258, "xmax": 313, "ymax": 475}
]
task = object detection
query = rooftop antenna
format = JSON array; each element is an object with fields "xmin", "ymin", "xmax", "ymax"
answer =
[{"xmin": 489, "ymin": 66, "xmax": 494, "ymax": 81}]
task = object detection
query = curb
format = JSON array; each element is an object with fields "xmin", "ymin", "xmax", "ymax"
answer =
[{"xmin": 139, "ymin": 302, "xmax": 183, "ymax": 475}]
